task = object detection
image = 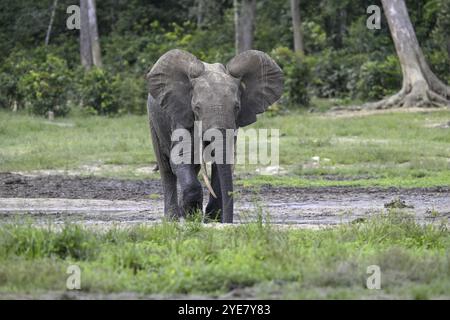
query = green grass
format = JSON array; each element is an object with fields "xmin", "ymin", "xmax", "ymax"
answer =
[
  {"xmin": 0, "ymin": 108, "xmax": 449, "ymax": 187},
  {"xmin": 0, "ymin": 111, "xmax": 156, "ymax": 177},
  {"xmin": 0, "ymin": 211, "xmax": 449, "ymax": 299}
]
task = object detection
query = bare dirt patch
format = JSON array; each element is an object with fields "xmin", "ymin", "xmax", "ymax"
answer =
[{"xmin": 0, "ymin": 173, "xmax": 449, "ymax": 226}]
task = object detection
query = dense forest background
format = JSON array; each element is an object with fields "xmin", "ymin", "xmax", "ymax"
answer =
[{"xmin": 0, "ymin": 0, "xmax": 449, "ymax": 116}]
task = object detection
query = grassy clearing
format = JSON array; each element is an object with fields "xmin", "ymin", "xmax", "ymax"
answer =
[
  {"xmin": 0, "ymin": 108, "xmax": 449, "ymax": 187},
  {"xmin": 0, "ymin": 211, "xmax": 448, "ymax": 299},
  {"xmin": 0, "ymin": 111, "xmax": 155, "ymax": 175}
]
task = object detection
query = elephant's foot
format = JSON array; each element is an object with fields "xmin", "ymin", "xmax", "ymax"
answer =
[
  {"xmin": 164, "ymin": 206, "xmax": 182, "ymax": 221},
  {"xmin": 205, "ymin": 199, "xmax": 222, "ymax": 222},
  {"xmin": 180, "ymin": 180, "xmax": 203, "ymax": 218}
]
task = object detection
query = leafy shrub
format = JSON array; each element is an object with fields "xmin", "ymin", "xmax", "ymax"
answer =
[
  {"xmin": 0, "ymin": 49, "xmax": 43, "ymax": 110},
  {"xmin": 271, "ymin": 47, "xmax": 310, "ymax": 108},
  {"xmin": 356, "ymin": 55, "xmax": 402, "ymax": 101},
  {"xmin": 17, "ymin": 54, "xmax": 72, "ymax": 117},
  {"xmin": 78, "ymin": 67, "xmax": 119, "ymax": 116},
  {"xmin": 302, "ymin": 20, "xmax": 327, "ymax": 53},
  {"xmin": 78, "ymin": 68, "xmax": 147, "ymax": 116},
  {"xmin": 308, "ymin": 50, "xmax": 365, "ymax": 99},
  {"xmin": 113, "ymin": 74, "xmax": 147, "ymax": 115},
  {"xmin": 427, "ymin": 50, "xmax": 450, "ymax": 84},
  {"xmin": 0, "ymin": 71, "xmax": 17, "ymax": 109},
  {"xmin": 344, "ymin": 16, "xmax": 393, "ymax": 56}
]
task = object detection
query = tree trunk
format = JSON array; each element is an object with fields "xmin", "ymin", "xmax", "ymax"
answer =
[
  {"xmin": 290, "ymin": 0, "xmax": 304, "ymax": 55},
  {"xmin": 366, "ymin": 0, "xmax": 450, "ymax": 109},
  {"xmin": 447, "ymin": 40, "xmax": 450, "ymax": 61},
  {"xmin": 45, "ymin": 0, "xmax": 58, "ymax": 46},
  {"xmin": 87, "ymin": 0, "xmax": 102, "ymax": 67},
  {"xmin": 234, "ymin": 0, "xmax": 256, "ymax": 54},
  {"xmin": 196, "ymin": 0, "xmax": 204, "ymax": 28},
  {"xmin": 80, "ymin": 0, "xmax": 93, "ymax": 69},
  {"xmin": 234, "ymin": 0, "xmax": 240, "ymax": 54}
]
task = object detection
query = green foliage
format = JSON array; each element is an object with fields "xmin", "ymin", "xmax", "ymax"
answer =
[
  {"xmin": 1, "ymin": 0, "xmax": 450, "ymax": 115},
  {"xmin": 17, "ymin": 54, "xmax": 72, "ymax": 117},
  {"xmin": 271, "ymin": 47, "xmax": 310, "ymax": 107},
  {"xmin": 113, "ymin": 74, "xmax": 147, "ymax": 115},
  {"xmin": 255, "ymin": 0, "xmax": 292, "ymax": 52},
  {"xmin": 0, "ymin": 49, "xmax": 41, "ymax": 110},
  {"xmin": 0, "ymin": 223, "xmax": 98, "ymax": 260},
  {"xmin": 308, "ymin": 50, "xmax": 364, "ymax": 98},
  {"xmin": 78, "ymin": 68, "xmax": 147, "ymax": 116},
  {"xmin": 356, "ymin": 55, "xmax": 402, "ymax": 101},
  {"xmin": 427, "ymin": 50, "xmax": 450, "ymax": 84},
  {"xmin": 344, "ymin": 16, "xmax": 393, "ymax": 56},
  {"xmin": 302, "ymin": 20, "xmax": 327, "ymax": 52},
  {"xmin": 0, "ymin": 211, "xmax": 449, "ymax": 298},
  {"xmin": 0, "ymin": 70, "xmax": 18, "ymax": 110},
  {"xmin": 78, "ymin": 68, "xmax": 120, "ymax": 116}
]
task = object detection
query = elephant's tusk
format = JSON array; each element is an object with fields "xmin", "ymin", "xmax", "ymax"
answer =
[
  {"xmin": 231, "ymin": 130, "xmax": 237, "ymax": 174},
  {"xmin": 201, "ymin": 162, "xmax": 217, "ymax": 198}
]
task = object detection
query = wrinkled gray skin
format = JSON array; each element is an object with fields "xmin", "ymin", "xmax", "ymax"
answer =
[{"xmin": 146, "ymin": 49, "xmax": 283, "ymax": 223}]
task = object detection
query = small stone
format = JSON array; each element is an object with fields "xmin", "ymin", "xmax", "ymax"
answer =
[{"xmin": 384, "ymin": 198, "xmax": 414, "ymax": 209}]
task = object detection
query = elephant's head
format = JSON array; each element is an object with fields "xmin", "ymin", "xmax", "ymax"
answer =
[
  {"xmin": 146, "ymin": 48, "xmax": 283, "ymax": 131},
  {"xmin": 146, "ymin": 49, "xmax": 283, "ymax": 222}
]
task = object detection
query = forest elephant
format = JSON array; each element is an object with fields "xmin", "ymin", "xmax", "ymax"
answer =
[{"xmin": 146, "ymin": 49, "xmax": 283, "ymax": 223}]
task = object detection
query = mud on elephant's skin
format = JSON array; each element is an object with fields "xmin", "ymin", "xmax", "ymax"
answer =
[{"xmin": 146, "ymin": 49, "xmax": 283, "ymax": 223}]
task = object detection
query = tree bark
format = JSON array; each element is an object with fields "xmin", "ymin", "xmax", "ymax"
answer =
[
  {"xmin": 234, "ymin": 0, "xmax": 256, "ymax": 54},
  {"xmin": 80, "ymin": 0, "xmax": 93, "ymax": 69},
  {"xmin": 87, "ymin": 0, "xmax": 102, "ymax": 67},
  {"xmin": 447, "ymin": 40, "xmax": 450, "ymax": 61},
  {"xmin": 234, "ymin": 0, "xmax": 240, "ymax": 54},
  {"xmin": 365, "ymin": 0, "xmax": 450, "ymax": 109},
  {"xmin": 45, "ymin": 0, "xmax": 58, "ymax": 46},
  {"xmin": 196, "ymin": 0, "xmax": 204, "ymax": 28},
  {"xmin": 290, "ymin": 0, "xmax": 304, "ymax": 55}
]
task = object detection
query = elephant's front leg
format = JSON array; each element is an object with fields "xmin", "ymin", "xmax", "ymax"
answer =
[
  {"xmin": 174, "ymin": 164, "xmax": 203, "ymax": 217},
  {"xmin": 205, "ymin": 163, "xmax": 222, "ymax": 222},
  {"xmin": 160, "ymin": 170, "xmax": 180, "ymax": 220}
]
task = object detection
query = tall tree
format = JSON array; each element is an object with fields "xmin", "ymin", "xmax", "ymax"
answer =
[
  {"xmin": 367, "ymin": 0, "xmax": 450, "ymax": 109},
  {"xmin": 234, "ymin": 0, "xmax": 256, "ymax": 54},
  {"xmin": 195, "ymin": 0, "xmax": 204, "ymax": 28},
  {"xmin": 290, "ymin": 0, "xmax": 304, "ymax": 55},
  {"xmin": 80, "ymin": 0, "xmax": 102, "ymax": 69},
  {"xmin": 44, "ymin": 0, "xmax": 58, "ymax": 46},
  {"xmin": 87, "ymin": 0, "xmax": 102, "ymax": 67},
  {"xmin": 80, "ymin": 0, "xmax": 92, "ymax": 68}
]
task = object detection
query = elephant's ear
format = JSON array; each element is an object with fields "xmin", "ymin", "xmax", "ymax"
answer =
[
  {"xmin": 146, "ymin": 49, "xmax": 204, "ymax": 128},
  {"xmin": 226, "ymin": 50, "xmax": 284, "ymax": 127}
]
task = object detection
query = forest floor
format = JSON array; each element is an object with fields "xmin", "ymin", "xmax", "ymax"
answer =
[{"xmin": 0, "ymin": 105, "xmax": 449, "ymax": 299}]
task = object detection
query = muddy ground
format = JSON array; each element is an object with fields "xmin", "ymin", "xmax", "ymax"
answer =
[{"xmin": 0, "ymin": 172, "xmax": 449, "ymax": 227}]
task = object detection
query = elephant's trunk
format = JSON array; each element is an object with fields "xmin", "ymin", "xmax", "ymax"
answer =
[
  {"xmin": 214, "ymin": 128, "xmax": 234, "ymax": 223},
  {"xmin": 216, "ymin": 163, "xmax": 233, "ymax": 223}
]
